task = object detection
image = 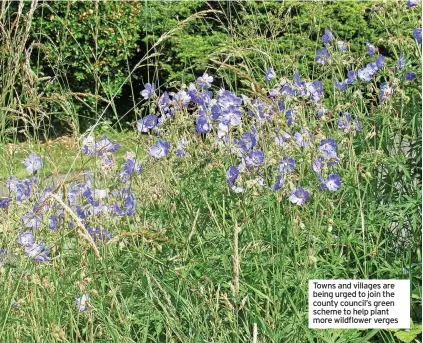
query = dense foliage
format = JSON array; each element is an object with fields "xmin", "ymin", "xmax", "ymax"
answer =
[{"xmin": 15, "ymin": 0, "xmax": 421, "ymax": 132}]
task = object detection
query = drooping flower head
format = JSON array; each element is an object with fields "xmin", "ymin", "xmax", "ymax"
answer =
[
  {"xmin": 271, "ymin": 175, "xmax": 284, "ymax": 191},
  {"xmin": 23, "ymin": 153, "xmax": 42, "ymax": 175},
  {"xmin": 265, "ymin": 67, "xmax": 276, "ymax": 81},
  {"xmin": 366, "ymin": 42, "xmax": 376, "ymax": 56},
  {"xmin": 0, "ymin": 197, "xmax": 11, "ymax": 209},
  {"xmin": 285, "ymin": 109, "xmax": 295, "ymax": 126},
  {"xmin": 345, "ymin": 70, "xmax": 356, "ymax": 85},
  {"xmin": 375, "ymin": 55, "xmax": 385, "ymax": 70},
  {"xmin": 312, "ymin": 157, "xmax": 325, "ymax": 174},
  {"xmin": 226, "ymin": 165, "xmax": 239, "ymax": 184},
  {"xmin": 316, "ymin": 47, "xmax": 330, "ymax": 65},
  {"xmin": 413, "ymin": 28, "xmax": 422, "ymax": 44},
  {"xmin": 322, "ymin": 29, "xmax": 333, "ymax": 44}
]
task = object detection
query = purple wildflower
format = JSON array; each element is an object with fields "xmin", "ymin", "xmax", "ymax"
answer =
[
  {"xmin": 226, "ymin": 166, "xmax": 239, "ymax": 184},
  {"xmin": 120, "ymin": 153, "xmax": 142, "ymax": 182},
  {"xmin": 316, "ymin": 47, "xmax": 330, "ymax": 65},
  {"xmin": 358, "ymin": 64, "xmax": 376, "ymax": 82},
  {"xmin": 18, "ymin": 232, "xmax": 35, "ymax": 246},
  {"xmin": 322, "ymin": 29, "xmax": 333, "ymax": 44},
  {"xmin": 137, "ymin": 114, "xmax": 158, "ymax": 133},
  {"xmin": 23, "ymin": 153, "xmax": 42, "ymax": 175},
  {"xmin": 278, "ymin": 157, "xmax": 295, "ymax": 174},
  {"xmin": 82, "ymin": 135, "xmax": 95, "ymax": 155},
  {"xmin": 289, "ymin": 187, "xmax": 310, "ymax": 206},
  {"xmin": 320, "ymin": 174, "xmax": 341, "ymax": 191},
  {"xmin": 95, "ymin": 136, "xmax": 120, "ymax": 156},
  {"xmin": 285, "ymin": 109, "xmax": 294, "ymax": 126},
  {"xmin": 49, "ymin": 215, "xmax": 60, "ymax": 230},
  {"xmin": 380, "ymin": 83, "xmax": 394, "ymax": 102},
  {"xmin": 346, "ymin": 70, "xmax": 356, "ymax": 85},
  {"xmin": 334, "ymin": 81, "xmax": 347, "ymax": 91},
  {"xmin": 148, "ymin": 140, "xmax": 170, "ymax": 159},
  {"xmin": 405, "ymin": 71, "xmax": 417, "ymax": 80},
  {"xmin": 407, "ymin": 0, "xmax": 418, "ymax": 7},
  {"xmin": 197, "ymin": 73, "xmax": 213, "ymax": 89},
  {"xmin": 221, "ymin": 106, "xmax": 242, "ymax": 126},
  {"xmin": 271, "ymin": 175, "xmax": 284, "ymax": 191},
  {"xmin": 319, "ymin": 138, "xmax": 337, "ymax": 158},
  {"xmin": 366, "ymin": 42, "xmax": 376, "ymax": 57},
  {"xmin": 294, "ymin": 129, "xmax": 312, "ymax": 148},
  {"xmin": 141, "ymin": 83, "xmax": 155, "ymax": 100},
  {"xmin": 22, "ymin": 210, "xmax": 42, "ymax": 230},
  {"xmin": 413, "ymin": 28, "xmax": 422, "ymax": 44},
  {"xmin": 375, "ymin": 55, "xmax": 385, "ymax": 70},
  {"xmin": 24, "ymin": 241, "xmax": 50, "ymax": 262},
  {"xmin": 338, "ymin": 112, "xmax": 361, "ymax": 133},
  {"xmin": 195, "ymin": 115, "xmax": 212, "ymax": 134},
  {"xmin": 176, "ymin": 137, "xmax": 188, "ymax": 157},
  {"xmin": 245, "ymin": 150, "xmax": 264, "ymax": 168},
  {"xmin": 0, "ymin": 197, "xmax": 11, "ymax": 209},
  {"xmin": 265, "ymin": 67, "xmax": 276, "ymax": 81},
  {"xmin": 312, "ymin": 158, "xmax": 324, "ymax": 174},
  {"xmin": 87, "ymin": 227, "xmax": 111, "ymax": 242}
]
